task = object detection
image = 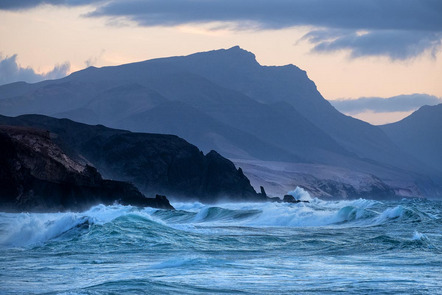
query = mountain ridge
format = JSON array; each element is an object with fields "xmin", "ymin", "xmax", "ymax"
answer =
[
  {"xmin": 0, "ymin": 114, "xmax": 266, "ymax": 203},
  {"xmin": 380, "ymin": 104, "xmax": 442, "ymax": 176},
  {"xmin": 0, "ymin": 125, "xmax": 174, "ymax": 212},
  {"xmin": 0, "ymin": 46, "xmax": 440, "ymax": 198}
]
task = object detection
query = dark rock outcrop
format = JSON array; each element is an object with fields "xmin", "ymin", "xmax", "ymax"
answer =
[
  {"xmin": 259, "ymin": 186, "xmax": 267, "ymax": 198},
  {"xmin": 0, "ymin": 125, "xmax": 174, "ymax": 212},
  {"xmin": 282, "ymin": 194, "xmax": 308, "ymax": 203},
  {"xmin": 283, "ymin": 195, "xmax": 297, "ymax": 203},
  {"xmin": 265, "ymin": 194, "xmax": 309, "ymax": 203},
  {"xmin": 0, "ymin": 115, "xmax": 266, "ymax": 203}
]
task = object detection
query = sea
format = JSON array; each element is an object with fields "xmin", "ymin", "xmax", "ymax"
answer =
[{"xmin": 1, "ymin": 189, "xmax": 441, "ymax": 295}]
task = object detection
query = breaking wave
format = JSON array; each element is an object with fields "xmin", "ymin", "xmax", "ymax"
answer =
[{"xmin": 1, "ymin": 194, "xmax": 436, "ymax": 248}]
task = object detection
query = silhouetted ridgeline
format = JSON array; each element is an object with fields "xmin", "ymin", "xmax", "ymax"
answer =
[
  {"xmin": 0, "ymin": 115, "xmax": 267, "ymax": 210},
  {"xmin": 0, "ymin": 125, "xmax": 174, "ymax": 212}
]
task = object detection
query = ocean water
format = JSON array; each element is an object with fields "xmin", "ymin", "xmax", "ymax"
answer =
[{"xmin": 0, "ymin": 194, "xmax": 441, "ymax": 294}]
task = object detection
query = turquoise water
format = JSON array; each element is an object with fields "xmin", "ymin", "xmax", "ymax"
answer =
[{"xmin": 0, "ymin": 197, "xmax": 441, "ymax": 294}]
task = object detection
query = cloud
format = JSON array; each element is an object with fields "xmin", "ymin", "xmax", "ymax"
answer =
[
  {"xmin": 82, "ymin": 0, "xmax": 442, "ymax": 31},
  {"xmin": 3, "ymin": 0, "xmax": 441, "ymax": 31},
  {"xmin": 303, "ymin": 30, "xmax": 442, "ymax": 60},
  {"xmin": 84, "ymin": 50, "xmax": 105, "ymax": 67},
  {"xmin": 1, "ymin": 0, "xmax": 442, "ymax": 59},
  {"xmin": 0, "ymin": 0, "xmax": 101, "ymax": 11},
  {"xmin": 0, "ymin": 54, "xmax": 70, "ymax": 86},
  {"xmin": 86, "ymin": 0, "xmax": 441, "ymax": 60},
  {"xmin": 330, "ymin": 94, "xmax": 442, "ymax": 114}
]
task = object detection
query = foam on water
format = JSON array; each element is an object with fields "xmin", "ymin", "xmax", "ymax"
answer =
[
  {"xmin": 287, "ymin": 186, "xmax": 313, "ymax": 202},
  {"xmin": 412, "ymin": 231, "xmax": 428, "ymax": 241},
  {"xmin": 0, "ymin": 194, "xmax": 433, "ymax": 248},
  {"xmin": 172, "ymin": 197, "xmax": 394, "ymax": 229},
  {"xmin": 1, "ymin": 197, "xmax": 441, "ymax": 294},
  {"xmin": 0, "ymin": 212, "xmax": 89, "ymax": 247},
  {"xmin": 0, "ymin": 204, "xmax": 160, "ymax": 247}
]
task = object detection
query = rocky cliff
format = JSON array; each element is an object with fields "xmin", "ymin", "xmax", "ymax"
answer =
[
  {"xmin": 0, "ymin": 125, "xmax": 174, "ymax": 212},
  {"xmin": 0, "ymin": 115, "xmax": 265, "ymax": 203}
]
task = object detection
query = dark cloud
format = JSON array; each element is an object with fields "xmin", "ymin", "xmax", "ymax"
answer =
[
  {"xmin": 82, "ymin": 0, "xmax": 442, "ymax": 31},
  {"xmin": 0, "ymin": 0, "xmax": 101, "ymax": 10},
  {"xmin": 1, "ymin": 0, "xmax": 441, "ymax": 59},
  {"xmin": 304, "ymin": 30, "xmax": 442, "ymax": 60},
  {"xmin": 330, "ymin": 94, "xmax": 442, "ymax": 114},
  {"xmin": 3, "ymin": 0, "xmax": 441, "ymax": 31},
  {"xmin": 85, "ymin": 0, "xmax": 442, "ymax": 59},
  {"xmin": 0, "ymin": 54, "xmax": 70, "ymax": 85}
]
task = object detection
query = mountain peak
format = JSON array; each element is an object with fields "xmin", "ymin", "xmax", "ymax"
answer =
[
  {"xmin": 186, "ymin": 46, "xmax": 258, "ymax": 66},
  {"xmin": 226, "ymin": 45, "xmax": 251, "ymax": 53},
  {"xmin": 221, "ymin": 45, "xmax": 256, "ymax": 60}
]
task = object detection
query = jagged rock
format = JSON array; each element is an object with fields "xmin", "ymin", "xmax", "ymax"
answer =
[
  {"xmin": 282, "ymin": 194, "xmax": 309, "ymax": 203},
  {"xmin": 260, "ymin": 186, "xmax": 267, "ymax": 197},
  {"xmin": 150, "ymin": 195, "xmax": 174, "ymax": 210},
  {"xmin": 0, "ymin": 126, "xmax": 174, "ymax": 212}
]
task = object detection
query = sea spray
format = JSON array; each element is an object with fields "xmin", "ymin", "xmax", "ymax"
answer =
[{"xmin": 287, "ymin": 186, "xmax": 313, "ymax": 202}]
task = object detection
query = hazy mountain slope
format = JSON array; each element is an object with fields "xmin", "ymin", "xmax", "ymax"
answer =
[
  {"xmin": 57, "ymin": 50, "xmax": 352, "ymax": 163},
  {"xmin": 117, "ymin": 101, "xmax": 300, "ymax": 162},
  {"xmin": 232, "ymin": 159, "xmax": 419, "ymax": 200},
  {"xmin": 52, "ymin": 83, "xmax": 167, "ymax": 125},
  {"xmin": 134, "ymin": 46, "xmax": 419, "ymax": 172},
  {"xmin": 0, "ymin": 82, "xmax": 35, "ymax": 100},
  {"xmin": 118, "ymin": 71, "xmax": 351, "ymax": 162},
  {"xmin": 381, "ymin": 104, "xmax": 442, "ymax": 174},
  {"xmin": 0, "ymin": 80, "xmax": 117, "ymax": 117},
  {"xmin": 0, "ymin": 51, "xmax": 352, "ymax": 164},
  {"xmin": 64, "ymin": 46, "xmax": 418, "ymax": 172}
]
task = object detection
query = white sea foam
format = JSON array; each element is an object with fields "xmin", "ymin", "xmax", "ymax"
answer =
[
  {"xmin": 0, "ymin": 204, "xmax": 147, "ymax": 247},
  {"xmin": 372, "ymin": 205, "xmax": 404, "ymax": 225},
  {"xmin": 411, "ymin": 231, "xmax": 428, "ymax": 241},
  {"xmin": 173, "ymin": 197, "xmax": 379, "ymax": 228},
  {"xmin": 0, "ymin": 212, "xmax": 89, "ymax": 247},
  {"xmin": 287, "ymin": 186, "xmax": 313, "ymax": 202},
  {"xmin": 0, "ymin": 197, "xmax": 418, "ymax": 248},
  {"xmin": 171, "ymin": 201, "xmax": 206, "ymax": 212}
]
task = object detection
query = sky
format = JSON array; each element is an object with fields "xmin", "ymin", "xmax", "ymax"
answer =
[{"xmin": 0, "ymin": 0, "xmax": 441, "ymax": 124}]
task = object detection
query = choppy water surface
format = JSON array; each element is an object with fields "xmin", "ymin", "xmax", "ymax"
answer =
[{"xmin": 0, "ymin": 195, "xmax": 441, "ymax": 294}]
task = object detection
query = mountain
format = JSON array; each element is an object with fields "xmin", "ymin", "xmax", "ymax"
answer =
[
  {"xmin": 0, "ymin": 46, "xmax": 440, "ymax": 199},
  {"xmin": 0, "ymin": 114, "xmax": 265, "ymax": 203},
  {"xmin": 0, "ymin": 48, "xmax": 354, "ymax": 164},
  {"xmin": 381, "ymin": 104, "xmax": 442, "ymax": 175},
  {"xmin": 117, "ymin": 101, "xmax": 300, "ymax": 162},
  {"xmin": 0, "ymin": 125, "xmax": 173, "ymax": 212},
  {"xmin": 136, "ymin": 46, "xmax": 421, "ymax": 172}
]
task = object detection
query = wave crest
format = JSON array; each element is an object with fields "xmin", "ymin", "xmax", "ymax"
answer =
[{"xmin": 0, "ymin": 198, "xmax": 433, "ymax": 248}]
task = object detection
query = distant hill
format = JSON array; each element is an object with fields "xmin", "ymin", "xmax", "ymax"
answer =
[
  {"xmin": 0, "ymin": 47, "xmax": 440, "ymax": 199},
  {"xmin": 381, "ymin": 104, "xmax": 442, "ymax": 175}
]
